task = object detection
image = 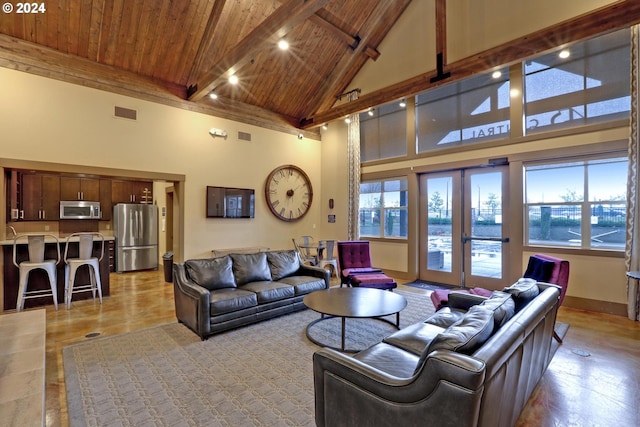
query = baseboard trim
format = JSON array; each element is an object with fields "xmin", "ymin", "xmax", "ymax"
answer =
[{"xmin": 563, "ymin": 296, "xmax": 627, "ymax": 317}]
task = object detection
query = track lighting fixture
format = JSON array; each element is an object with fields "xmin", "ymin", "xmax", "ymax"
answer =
[
  {"xmin": 399, "ymin": 99, "xmax": 406, "ymax": 108},
  {"xmin": 229, "ymin": 75, "xmax": 239, "ymax": 85}
]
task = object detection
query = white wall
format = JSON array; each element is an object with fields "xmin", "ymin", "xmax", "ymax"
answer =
[
  {"xmin": 0, "ymin": 68, "xmax": 323, "ymax": 260},
  {"xmin": 346, "ymin": 0, "xmax": 617, "ymax": 97}
]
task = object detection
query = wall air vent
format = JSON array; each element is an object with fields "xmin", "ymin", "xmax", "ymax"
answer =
[
  {"xmin": 114, "ymin": 106, "xmax": 137, "ymax": 120},
  {"xmin": 238, "ymin": 131, "xmax": 252, "ymax": 141}
]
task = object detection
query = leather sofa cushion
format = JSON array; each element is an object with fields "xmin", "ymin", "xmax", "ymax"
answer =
[
  {"xmin": 412, "ymin": 305, "xmax": 494, "ymax": 375},
  {"xmin": 427, "ymin": 305, "xmax": 494, "ymax": 355},
  {"xmin": 278, "ymin": 276, "xmax": 326, "ymax": 295},
  {"xmin": 425, "ymin": 307, "xmax": 466, "ymax": 329},
  {"xmin": 231, "ymin": 253, "xmax": 272, "ymax": 286},
  {"xmin": 503, "ymin": 278, "xmax": 539, "ymax": 311},
  {"xmin": 267, "ymin": 250, "xmax": 300, "ymax": 280},
  {"xmin": 209, "ymin": 288, "xmax": 257, "ymax": 315},
  {"xmin": 353, "ymin": 342, "xmax": 421, "ymax": 378},
  {"xmin": 185, "ymin": 256, "xmax": 236, "ymax": 290},
  {"xmin": 480, "ymin": 291, "xmax": 516, "ymax": 328},
  {"xmin": 241, "ymin": 281, "xmax": 295, "ymax": 303},
  {"xmin": 383, "ymin": 321, "xmax": 445, "ymax": 356}
]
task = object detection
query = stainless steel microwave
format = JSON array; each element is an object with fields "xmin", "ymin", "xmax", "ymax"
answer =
[{"xmin": 60, "ymin": 201, "xmax": 101, "ymax": 219}]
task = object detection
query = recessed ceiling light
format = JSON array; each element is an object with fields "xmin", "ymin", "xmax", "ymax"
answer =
[
  {"xmin": 559, "ymin": 49, "xmax": 570, "ymax": 59},
  {"xmin": 278, "ymin": 39, "xmax": 289, "ymax": 50},
  {"xmin": 209, "ymin": 92, "xmax": 218, "ymax": 100},
  {"xmin": 492, "ymin": 70, "xmax": 502, "ymax": 79},
  {"xmin": 229, "ymin": 75, "xmax": 239, "ymax": 85}
]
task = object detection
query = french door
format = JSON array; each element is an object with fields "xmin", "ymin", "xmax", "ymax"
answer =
[{"xmin": 419, "ymin": 167, "xmax": 509, "ymax": 288}]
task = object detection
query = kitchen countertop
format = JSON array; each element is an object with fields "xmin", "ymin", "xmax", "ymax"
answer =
[{"xmin": 0, "ymin": 234, "xmax": 115, "ymax": 246}]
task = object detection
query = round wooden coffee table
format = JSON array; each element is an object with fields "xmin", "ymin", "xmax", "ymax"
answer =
[{"xmin": 303, "ymin": 287, "xmax": 407, "ymax": 352}]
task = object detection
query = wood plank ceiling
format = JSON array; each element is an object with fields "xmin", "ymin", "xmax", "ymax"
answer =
[
  {"xmin": 0, "ymin": 0, "xmax": 411, "ymax": 138},
  {"xmin": 1, "ymin": 0, "xmax": 640, "ymax": 139}
]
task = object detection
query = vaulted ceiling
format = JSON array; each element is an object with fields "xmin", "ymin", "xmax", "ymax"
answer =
[
  {"xmin": 0, "ymin": 0, "xmax": 412, "ymax": 138},
  {"xmin": 1, "ymin": 0, "xmax": 640, "ymax": 140}
]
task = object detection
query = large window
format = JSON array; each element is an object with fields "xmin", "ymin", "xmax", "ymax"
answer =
[
  {"xmin": 416, "ymin": 68, "xmax": 510, "ymax": 152},
  {"xmin": 360, "ymin": 101, "xmax": 407, "ymax": 162},
  {"xmin": 524, "ymin": 29, "xmax": 630, "ymax": 134},
  {"xmin": 524, "ymin": 155, "xmax": 627, "ymax": 250},
  {"xmin": 360, "ymin": 178, "xmax": 408, "ymax": 238}
]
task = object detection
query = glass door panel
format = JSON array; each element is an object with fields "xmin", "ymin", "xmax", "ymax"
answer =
[
  {"xmin": 463, "ymin": 168, "xmax": 508, "ymax": 288},
  {"xmin": 419, "ymin": 172, "xmax": 462, "ymax": 286},
  {"xmin": 420, "ymin": 167, "xmax": 509, "ymax": 288}
]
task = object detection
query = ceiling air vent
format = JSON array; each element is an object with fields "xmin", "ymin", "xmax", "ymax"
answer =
[
  {"xmin": 114, "ymin": 106, "xmax": 137, "ymax": 120},
  {"xmin": 238, "ymin": 131, "xmax": 252, "ymax": 141}
]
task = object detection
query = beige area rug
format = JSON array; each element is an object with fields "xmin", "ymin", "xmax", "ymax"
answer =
[{"xmin": 64, "ymin": 289, "xmax": 434, "ymax": 427}]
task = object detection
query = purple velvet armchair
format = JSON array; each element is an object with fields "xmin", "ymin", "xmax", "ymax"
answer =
[
  {"xmin": 523, "ymin": 253, "xmax": 570, "ymax": 306},
  {"xmin": 336, "ymin": 241, "xmax": 382, "ymax": 287}
]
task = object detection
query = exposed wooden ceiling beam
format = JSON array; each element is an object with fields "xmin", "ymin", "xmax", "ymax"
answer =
[
  {"xmin": 187, "ymin": 0, "xmax": 328, "ymax": 102},
  {"xmin": 300, "ymin": 0, "xmax": 640, "ymax": 129},
  {"xmin": 187, "ymin": 0, "xmax": 226, "ymax": 85},
  {"xmin": 300, "ymin": 0, "xmax": 412, "ymax": 122},
  {"xmin": 308, "ymin": 13, "xmax": 379, "ymax": 60}
]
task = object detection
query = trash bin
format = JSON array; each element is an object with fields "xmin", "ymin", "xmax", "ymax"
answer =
[{"xmin": 163, "ymin": 252, "xmax": 173, "ymax": 282}]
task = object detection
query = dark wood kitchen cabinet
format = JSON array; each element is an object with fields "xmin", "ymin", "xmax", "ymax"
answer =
[
  {"xmin": 112, "ymin": 180, "xmax": 153, "ymax": 204},
  {"xmin": 60, "ymin": 177, "xmax": 100, "ymax": 201},
  {"xmin": 21, "ymin": 174, "xmax": 60, "ymax": 220},
  {"xmin": 99, "ymin": 179, "xmax": 113, "ymax": 220}
]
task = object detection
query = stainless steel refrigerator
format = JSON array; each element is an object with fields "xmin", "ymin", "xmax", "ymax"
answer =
[{"xmin": 114, "ymin": 203, "xmax": 159, "ymax": 273}]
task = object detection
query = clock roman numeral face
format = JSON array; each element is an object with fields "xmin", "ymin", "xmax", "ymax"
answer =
[{"xmin": 265, "ymin": 165, "xmax": 313, "ymax": 222}]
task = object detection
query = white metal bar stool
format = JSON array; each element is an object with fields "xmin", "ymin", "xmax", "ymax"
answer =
[
  {"xmin": 13, "ymin": 234, "xmax": 60, "ymax": 312},
  {"xmin": 63, "ymin": 232, "xmax": 104, "ymax": 309}
]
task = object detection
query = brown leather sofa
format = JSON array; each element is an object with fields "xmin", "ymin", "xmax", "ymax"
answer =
[
  {"xmin": 313, "ymin": 280, "xmax": 562, "ymax": 427},
  {"xmin": 173, "ymin": 250, "xmax": 330, "ymax": 339}
]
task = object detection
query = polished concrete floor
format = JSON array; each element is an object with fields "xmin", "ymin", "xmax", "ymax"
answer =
[{"xmin": 36, "ymin": 270, "xmax": 640, "ymax": 426}]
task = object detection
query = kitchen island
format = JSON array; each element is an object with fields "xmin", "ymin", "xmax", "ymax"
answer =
[{"xmin": 1, "ymin": 235, "xmax": 114, "ymax": 312}]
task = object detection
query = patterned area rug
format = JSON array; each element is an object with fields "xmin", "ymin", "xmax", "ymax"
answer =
[{"xmin": 64, "ymin": 289, "xmax": 433, "ymax": 427}]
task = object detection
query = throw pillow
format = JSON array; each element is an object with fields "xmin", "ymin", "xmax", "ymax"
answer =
[
  {"xmin": 231, "ymin": 252, "xmax": 272, "ymax": 286},
  {"xmin": 502, "ymin": 278, "xmax": 539, "ymax": 311},
  {"xmin": 267, "ymin": 250, "xmax": 301, "ymax": 280},
  {"xmin": 414, "ymin": 305, "xmax": 494, "ymax": 375},
  {"xmin": 185, "ymin": 256, "xmax": 236, "ymax": 290}
]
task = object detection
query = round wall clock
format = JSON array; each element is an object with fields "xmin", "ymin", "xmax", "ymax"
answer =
[{"xmin": 265, "ymin": 164, "xmax": 313, "ymax": 222}]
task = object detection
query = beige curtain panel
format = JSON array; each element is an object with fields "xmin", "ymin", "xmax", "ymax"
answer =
[{"xmin": 626, "ymin": 25, "xmax": 640, "ymax": 321}]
